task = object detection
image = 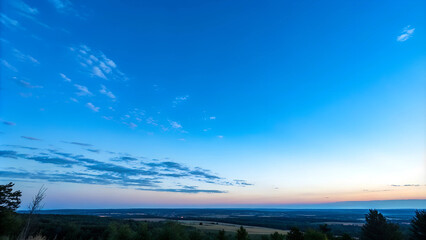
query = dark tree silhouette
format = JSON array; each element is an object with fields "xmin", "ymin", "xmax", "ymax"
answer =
[
  {"xmin": 189, "ymin": 230, "xmax": 203, "ymax": 240},
  {"xmin": 136, "ymin": 222, "xmax": 151, "ymax": 240},
  {"xmin": 270, "ymin": 231, "xmax": 285, "ymax": 240},
  {"xmin": 287, "ymin": 227, "xmax": 304, "ymax": 240},
  {"xmin": 217, "ymin": 229, "xmax": 227, "ymax": 240},
  {"xmin": 236, "ymin": 226, "xmax": 249, "ymax": 240},
  {"xmin": 0, "ymin": 182, "xmax": 22, "ymax": 212},
  {"xmin": 158, "ymin": 221, "xmax": 187, "ymax": 240},
  {"xmin": 410, "ymin": 210, "xmax": 426, "ymax": 240},
  {"xmin": 304, "ymin": 230, "xmax": 327, "ymax": 240},
  {"xmin": 319, "ymin": 224, "xmax": 331, "ymax": 234},
  {"xmin": 261, "ymin": 236, "xmax": 269, "ymax": 240},
  {"xmin": 0, "ymin": 182, "xmax": 23, "ymax": 238},
  {"xmin": 319, "ymin": 224, "xmax": 332, "ymax": 239},
  {"xmin": 360, "ymin": 209, "xmax": 403, "ymax": 240},
  {"xmin": 337, "ymin": 233, "xmax": 354, "ymax": 240}
]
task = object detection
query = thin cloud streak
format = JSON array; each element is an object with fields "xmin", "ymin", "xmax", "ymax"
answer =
[
  {"xmin": 63, "ymin": 141, "xmax": 93, "ymax": 147},
  {"xmin": 1, "ymin": 59, "xmax": 18, "ymax": 72},
  {"xmin": 12, "ymin": 48, "xmax": 39, "ymax": 64},
  {"xmin": 173, "ymin": 95, "xmax": 189, "ymax": 107},
  {"xmin": 2, "ymin": 120, "xmax": 16, "ymax": 126},
  {"xmin": 397, "ymin": 26, "xmax": 415, "ymax": 42},
  {"xmin": 74, "ymin": 84, "xmax": 92, "ymax": 96},
  {"xmin": 99, "ymin": 85, "xmax": 116, "ymax": 99},
  {"xmin": 14, "ymin": 78, "xmax": 43, "ymax": 89},
  {"xmin": 59, "ymin": 73, "xmax": 71, "ymax": 82},
  {"xmin": 86, "ymin": 102, "xmax": 100, "ymax": 112},
  {"xmin": 21, "ymin": 136, "xmax": 41, "ymax": 141},
  {"xmin": 0, "ymin": 13, "xmax": 21, "ymax": 29}
]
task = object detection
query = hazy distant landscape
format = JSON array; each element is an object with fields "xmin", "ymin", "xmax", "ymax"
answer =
[
  {"xmin": 34, "ymin": 208, "xmax": 417, "ymax": 225},
  {"xmin": 31, "ymin": 208, "xmax": 419, "ymax": 236}
]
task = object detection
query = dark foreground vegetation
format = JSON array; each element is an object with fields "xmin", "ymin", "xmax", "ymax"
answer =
[{"xmin": 1, "ymin": 183, "xmax": 425, "ymax": 240}]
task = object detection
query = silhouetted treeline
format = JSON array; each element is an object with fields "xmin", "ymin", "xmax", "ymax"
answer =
[
  {"xmin": 0, "ymin": 214, "xmax": 340, "ymax": 240},
  {"xmin": 2, "ymin": 209, "xmax": 424, "ymax": 240}
]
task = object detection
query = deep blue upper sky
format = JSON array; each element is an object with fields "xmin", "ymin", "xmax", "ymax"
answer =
[{"xmin": 0, "ymin": 0, "xmax": 425, "ymax": 208}]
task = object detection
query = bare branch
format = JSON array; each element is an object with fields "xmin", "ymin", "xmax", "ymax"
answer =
[
  {"xmin": 28, "ymin": 185, "xmax": 47, "ymax": 214},
  {"xmin": 18, "ymin": 185, "xmax": 47, "ymax": 240}
]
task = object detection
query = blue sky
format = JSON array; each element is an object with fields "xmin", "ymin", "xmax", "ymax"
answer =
[{"xmin": 0, "ymin": 0, "xmax": 425, "ymax": 209}]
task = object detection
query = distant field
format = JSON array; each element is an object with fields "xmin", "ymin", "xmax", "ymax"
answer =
[
  {"xmin": 131, "ymin": 218, "xmax": 288, "ymax": 235},
  {"xmin": 321, "ymin": 222, "xmax": 364, "ymax": 226},
  {"xmin": 179, "ymin": 220, "xmax": 288, "ymax": 235},
  {"xmin": 131, "ymin": 217, "xmax": 167, "ymax": 222},
  {"xmin": 178, "ymin": 220, "xmax": 288, "ymax": 235}
]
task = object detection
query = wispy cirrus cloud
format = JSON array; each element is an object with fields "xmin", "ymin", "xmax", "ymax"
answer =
[
  {"xmin": 2, "ymin": 120, "xmax": 16, "ymax": 126},
  {"xmin": 138, "ymin": 186, "xmax": 226, "ymax": 194},
  {"xmin": 169, "ymin": 120, "xmax": 182, "ymax": 129},
  {"xmin": 13, "ymin": 77, "xmax": 43, "ymax": 89},
  {"xmin": 21, "ymin": 136, "xmax": 41, "ymax": 141},
  {"xmin": 173, "ymin": 95, "xmax": 189, "ymax": 107},
  {"xmin": 1, "ymin": 59, "xmax": 18, "ymax": 72},
  {"xmin": 93, "ymin": 66, "xmax": 106, "ymax": 79},
  {"xmin": 10, "ymin": 0, "xmax": 39, "ymax": 16},
  {"xmin": 0, "ymin": 13, "xmax": 21, "ymax": 29},
  {"xmin": 70, "ymin": 45, "xmax": 127, "ymax": 81},
  {"xmin": 86, "ymin": 102, "xmax": 100, "ymax": 112},
  {"xmin": 5, "ymin": 0, "xmax": 50, "ymax": 29},
  {"xmin": 48, "ymin": 0, "xmax": 72, "ymax": 10},
  {"xmin": 233, "ymin": 179, "xmax": 253, "ymax": 186},
  {"xmin": 48, "ymin": 0, "xmax": 81, "ymax": 17},
  {"xmin": 59, "ymin": 73, "xmax": 71, "ymax": 82},
  {"xmin": 391, "ymin": 184, "xmax": 423, "ymax": 187},
  {"xmin": 147, "ymin": 161, "xmax": 190, "ymax": 171},
  {"xmin": 27, "ymin": 155, "xmax": 76, "ymax": 167},
  {"xmin": 362, "ymin": 189, "xmax": 393, "ymax": 193},
  {"xmin": 16, "ymin": 80, "xmax": 41, "ymax": 88},
  {"xmin": 112, "ymin": 156, "xmax": 138, "ymax": 162},
  {"xmin": 397, "ymin": 26, "xmax": 415, "ymax": 42},
  {"xmin": 146, "ymin": 117, "xmax": 158, "ymax": 126},
  {"xmin": 86, "ymin": 149, "xmax": 100, "ymax": 153},
  {"xmin": 123, "ymin": 122, "xmax": 137, "ymax": 129},
  {"xmin": 2, "ymin": 144, "xmax": 38, "ymax": 150},
  {"xmin": 99, "ymin": 85, "xmax": 116, "ymax": 99},
  {"xmin": 74, "ymin": 84, "xmax": 92, "ymax": 96},
  {"xmin": 63, "ymin": 141, "xmax": 93, "ymax": 147},
  {"xmin": 12, "ymin": 48, "xmax": 39, "ymax": 64},
  {"xmin": 189, "ymin": 168, "xmax": 221, "ymax": 180},
  {"xmin": 102, "ymin": 116, "xmax": 113, "ymax": 120}
]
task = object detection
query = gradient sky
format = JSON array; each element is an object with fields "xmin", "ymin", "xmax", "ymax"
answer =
[{"xmin": 0, "ymin": 0, "xmax": 425, "ymax": 209}]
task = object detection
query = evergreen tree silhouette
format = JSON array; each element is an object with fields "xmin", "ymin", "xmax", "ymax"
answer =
[
  {"xmin": 360, "ymin": 209, "xmax": 403, "ymax": 240},
  {"xmin": 287, "ymin": 227, "xmax": 304, "ymax": 240},
  {"xmin": 236, "ymin": 226, "xmax": 249, "ymax": 240},
  {"xmin": 217, "ymin": 229, "xmax": 227, "ymax": 240},
  {"xmin": 410, "ymin": 210, "xmax": 426, "ymax": 240}
]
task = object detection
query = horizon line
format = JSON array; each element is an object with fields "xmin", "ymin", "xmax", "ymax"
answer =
[{"xmin": 20, "ymin": 199, "xmax": 426, "ymax": 211}]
